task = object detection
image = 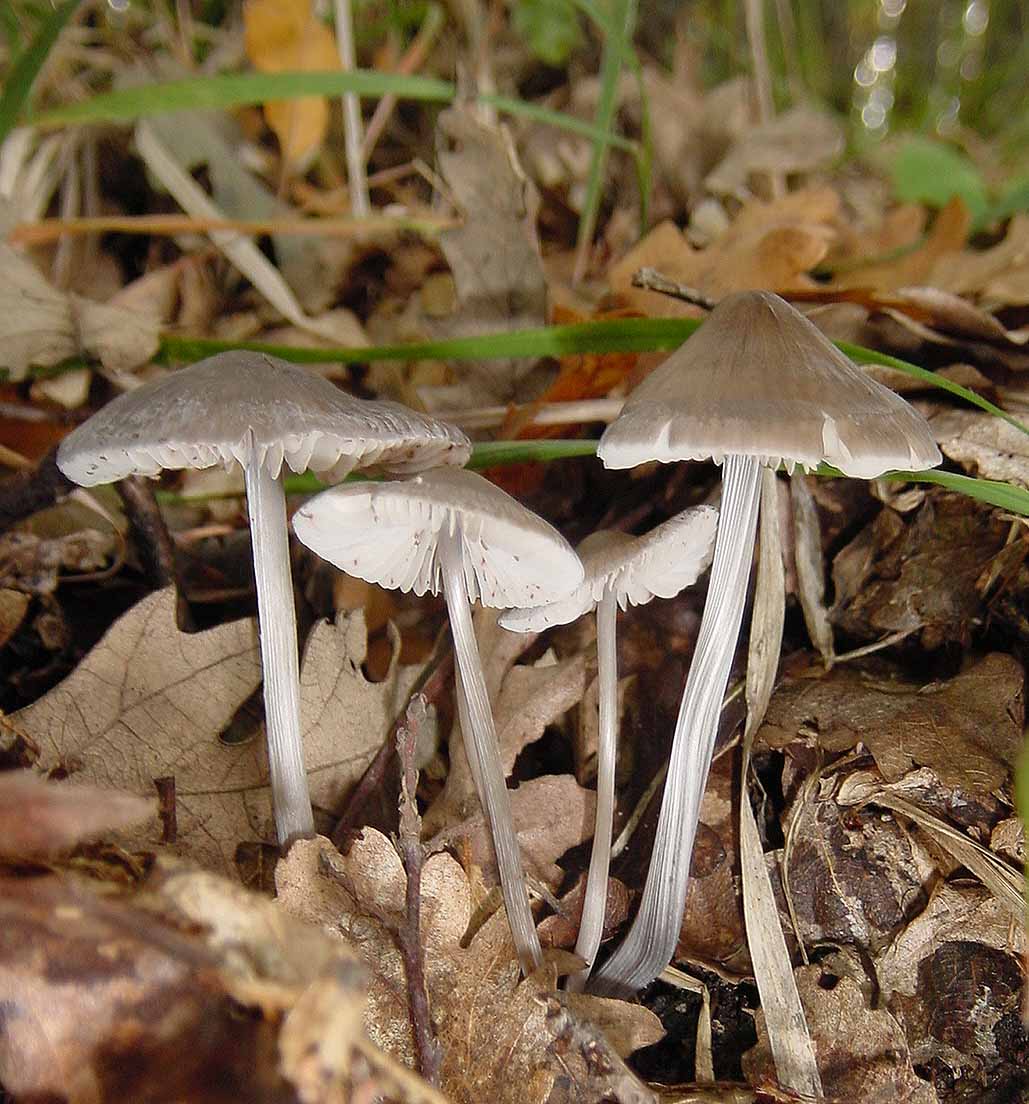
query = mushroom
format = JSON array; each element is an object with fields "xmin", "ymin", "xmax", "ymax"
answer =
[
  {"xmin": 56, "ymin": 351, "xmax": 470, "ymax": 847},
  {"xmin": 589, "ymin": 290, "xmax": 942, "ymax": 996},
  {"xmin": 499, "ymin": 506, "xmax": 718, "ymax": 988},
  {"xmin": 291, "ymin": 466, "xmax": 584, "ymax": 973}
]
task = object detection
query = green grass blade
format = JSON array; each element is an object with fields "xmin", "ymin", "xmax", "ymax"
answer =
[
  {"xmin": 574, "ymin": 0, "xmax": 637, "ymax": 273},
  {"xmin": 0, "ymin": 0, "xmax": 81, "ymax": 144},
  {"xmin": 28, "ymin": 69, "xmax": 637, "ymax": 154},
  {"xmin": 159, "ymin": 319, "xmax": 1029, "ymax": 439}
]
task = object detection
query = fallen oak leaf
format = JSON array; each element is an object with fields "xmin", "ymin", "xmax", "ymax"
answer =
[
  {"xmin": 276, "ymin": 833, "xmax": 657, "ymax": 1103},
  {"xmin": 14, "ymin": 588, "xmax": 421, "ymax": 873},
  {"xmin": 0, "ymin": 770, "xmax": 154, "ymax": 858}
]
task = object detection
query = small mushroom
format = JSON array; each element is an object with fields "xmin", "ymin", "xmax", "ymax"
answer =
[
  {"xmin": 57, "ymin": 351, "xmax": 470, "ymax": 847},
  {"xmin": 292, "ymin": 466, "xmax": 584, "ymax": 973},
  {"xmin": 590, "ymin": 290, "xmax": 941, "ymax": 996},
  {"xmin": 500, "ymin": 507, "xmax": 718, "ymax": 988}
]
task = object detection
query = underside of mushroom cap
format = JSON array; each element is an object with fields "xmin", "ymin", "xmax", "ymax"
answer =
[
  {"xmin": 598, "ymin": 291, "xmax": 942, "ymax": 480},
  {"xmin": 57, "ymin": 351, "xmax": 471, "ymax": 486},
  {"xmin": 292, "ymin": 467, "xmax": 584, "ymax": 609},
  {"xmin": 500, "ymin": 505, "xmax": 719, "ymax": 633}
]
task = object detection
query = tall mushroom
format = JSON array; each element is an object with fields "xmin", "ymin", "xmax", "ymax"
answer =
[
  {"xmin": 500, "ymin": 507, "xmax": 718, "ymax": 988},
  {"xmin": 590, "ymin": 290, "xmax": 941, "ymax": 995},
  {"xmin": 56, "ymin": 351, "xmax": 470, "ymax": 847},
  {"xmin": 292, "ymin": 466, "xmax": 584, "ymax": 973}
]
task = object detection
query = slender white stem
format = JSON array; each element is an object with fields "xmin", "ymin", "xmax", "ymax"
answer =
[
  {"xmin": 243, "ymin": 459, "xmax": 314, "ymax": 846},
  {"xmin": 588, "ymin": 454, "xmax": 763, "ymax": 996},
  {"xmin": 440, "ymin": 529, "xmax": 542, "ymax": 975},
  {"xmin": 568, "ymin": 592, "xmax": 619, "ymax": 991},
  {"xmin": 333, "ymin": 0, "xmax": 370, "ymax": 217}
]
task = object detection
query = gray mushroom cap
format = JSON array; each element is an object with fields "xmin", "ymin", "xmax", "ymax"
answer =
[
  {"xmin": 292, "ymin": 466, "xmax": 585, "ymax": 608},
  {"xmin": 57, "ymin": 350, "xmax": 471, "ymax": 486},
  {"xmin": 499, "ymin": 505, "xmax": 719, "ymax": 633},
  {"xmin": 598, "ymin": 290, "xmax": 942, "ymax": 479}
]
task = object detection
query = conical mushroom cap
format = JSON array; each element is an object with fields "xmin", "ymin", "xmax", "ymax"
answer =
[
  {"xmin": 292, "ymin": 467, "xmax": 584, "ymax": 609},
  {"xmin": 57, "ymin": 351, "xmax": 471, "ymax": 486},
  {"xmin": 499, "ymin": 505, "xmax": 719, "ymax": 633},
  {"xmin": 598, "ymin": 291, "xmax": 942, "ymax": 479}
]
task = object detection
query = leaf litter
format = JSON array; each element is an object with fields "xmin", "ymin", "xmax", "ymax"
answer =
[{"xmin": 2, "ymin": 8, "xmax": 1029, "ymax": 1104}]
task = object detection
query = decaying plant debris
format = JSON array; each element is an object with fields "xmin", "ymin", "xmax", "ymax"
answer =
[{"xmin": 1, "ymin": 3, "xmax": 1028, "ymax": 1103}]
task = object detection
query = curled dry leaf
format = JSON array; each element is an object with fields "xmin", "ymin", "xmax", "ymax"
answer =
[
  {"xmin": 780, "ymin": 770, "xmax": 936, "ymax": 951},
  {"xmin": 931, "ymin": 408, "xmax": 1029, "ymax": 489},
  {"xmin": 831, "ymin": 491, "xmax": 1012, "ymax": 649},
  {"xmin": 13, "ymin": 589, "xmax": 420, "ymax": 873},
  {"xmin": 0, "ymin": 770, "xmax": 154, "ymax": 858},
  {"xmin": 0, "ymin": 528, "xmax": 117, "ymax": 595},
  {"xmin": 276, "ymin": 833, "xmax": 656, "ymax": 1104},
  {"xmin": 759, "ymin": 652, "xmax": 1024, "ymax": 795},
  {"xmin": 0, "ymin": 857, "xmax": 438, "ymax": 1104},
  {"xmin": 875, "ymin": 883, "xmax": 1028, "ymax": 1098},
  {"xmin": 743, "ymin": 965, "xmax": 939, "ymax": 1104},
  {"xmin": 0, "ymin": 243, "xmax": 160, "ymax": 380},
  {"xmin": 435, "ymin": 105, "xmax": 548, "ymax": 399}
]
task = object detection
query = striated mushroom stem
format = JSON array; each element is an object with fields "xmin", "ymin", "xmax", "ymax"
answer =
[
  {"xmin": 243, "ymin": 457, "xmax": 314, "ymax": 846},
  {"xmin": 589, "ymin": 453, "xmax": 762, "ymax": 996},
  {"xmin": 440, "ymin": 528, "xmax": 543, "ymax": 975},
  {"xmin": 569, "ymin": 590, "xmax": 619, "ymax": 991}
]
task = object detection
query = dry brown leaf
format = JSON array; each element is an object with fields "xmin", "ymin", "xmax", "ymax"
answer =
[
  {"xmin": 426, "ymin": 610, "xmax": 586, "ymax": 831},
  {"xmin": 676, "ymin": 756, "xmax": 749, "ymax": 974},
  {"xmin": 0, "ymin": 770, "xmax": 154, "ymax": 857},
  {"xmin": 435, "ymin": 105, "xmax": 548, "ymax": 398},
  {"xmin": 0, "ymin": 856, "xmax": 441, "ymax": 1104},
  {"xmin": 609, "ymin": 189, "xmax": 839, "ymax": 316},
  {"xmin": 930, "ymin": 408, "xmax": 1029, "ymax": 488},
  {"xmin": 0, "ymin": 244, "xmax": 160, "ymax": 379},
  {"xmin": 446, "ymin": 773, "xmax": 596, "ymax": 889},
  {"xmin": 831, "ymin": 491, "xmax": 1011, "ymax": 649},
  {"xmin": 13, "ymin": 589, "xmax": 417, "ymax": 873},
  {"xmin": 832, "ymin": 196, "xmax": 971, "ymax": 292},
  {"xmin": 875, "ymin": 883, "xmax": 1027, "ymax": 1097},
  {"xmin": 276, "ymin": 833, "xmax": 655, "ymax": 1104},
  {"xmin": 743, "ymin": 965, "xmax": 939, "ymax": 1103},
  {"xmin": 928, "ymin": 213, "xmax": 1029, "ymax": 308},
  {"xmin": 704, "ymin": 106, "xmax": 844, "ymax": 198},
  {"xmin": 760, "ymin": 652, "xmax": 1024, "ymax": 795},
  {"xmin": 781, "ymin": 771, "xmax": 936, "ymax": 950},
  {"xmin": 244, "ymin": 0, "xmax": 339, "ymax": 164}
]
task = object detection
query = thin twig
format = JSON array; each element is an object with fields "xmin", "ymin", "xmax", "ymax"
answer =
[
  {"xmin": 630, "ymin": 268, "xmax": 717, "ymax": 311},
  {"xmin": 396, "ymin": 696, "xmax": 443, "ymax": 1085},
  {"xmin": 334, "ymin": 0, "xmax": 370, "ymax": 217},
  {"xmin": 331, "ymin": 642, "xmax": 453, "ymax": 846},
  {"xmin": 7, "ymin": 211, "xmax": 453, "ymax": 245},
  {"xmin": 115, "ymin": 476, "xmax": 177, "ymax": 590},
  {"xmin": 0, "ymin": 446, "xmax": 74, "ymax": 533}
]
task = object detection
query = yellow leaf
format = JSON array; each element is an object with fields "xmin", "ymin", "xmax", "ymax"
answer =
[{"xmin": 243, "ymin": 0, "xmax": 339, "ymax": 164}]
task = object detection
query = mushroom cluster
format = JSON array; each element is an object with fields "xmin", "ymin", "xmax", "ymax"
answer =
[{"xmin": 56, "ymin": 290, "xmax": 941, "ymax": 991}]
